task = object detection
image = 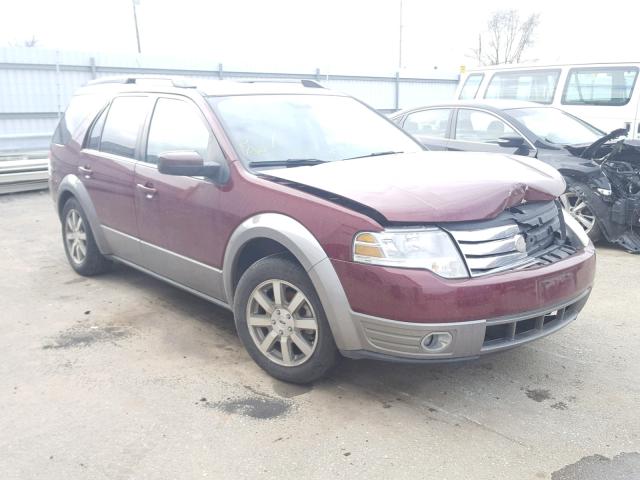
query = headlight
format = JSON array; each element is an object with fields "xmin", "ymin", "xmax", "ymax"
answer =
[
  {"xmin": 562, "ymin": 209, "xmax": 590, "ymax": 248},
  {"xmin": 353, "ymin": 228, "xmax": 468, "ymax": 278}
]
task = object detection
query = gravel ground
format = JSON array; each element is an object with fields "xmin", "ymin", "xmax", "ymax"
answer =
[{"xmin": 1, "ymin": 191, "xmax": 639, "ymax": 480}]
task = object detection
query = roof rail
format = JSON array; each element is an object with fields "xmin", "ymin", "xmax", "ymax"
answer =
[
  {"xmin": 239, "ymin": 79, "xmax": 324, "ymax": 89},
  {"xmin": 86, "ymin": 76, "xmax": 197, "ymax": 88}
]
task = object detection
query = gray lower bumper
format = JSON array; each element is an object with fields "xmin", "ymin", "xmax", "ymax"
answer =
[{"xmin": 340, "ymin": 288, "xmax": 591, "ymax": 362}]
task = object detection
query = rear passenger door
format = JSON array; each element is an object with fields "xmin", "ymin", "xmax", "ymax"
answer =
[
  {"xmin": 81, "ymin": 95, "xmax": 152, "ymax": 260},
  {"xmin": 133, "ymin": 96, "xmax": 227, "ymax": 301},
  {"xmin": 448, "ymin": 108, "xmax": 528, "ymax": 155},
  {"xmin": 399, "ymin": 108, "xmax": 452, "ymax": 150}
]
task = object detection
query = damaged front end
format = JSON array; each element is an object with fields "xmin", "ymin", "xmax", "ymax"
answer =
[{"xmin": 575, "ymin": 130, "xmax": 640, "ymax": 252}]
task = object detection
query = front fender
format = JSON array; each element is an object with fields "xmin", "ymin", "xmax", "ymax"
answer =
[
  {"xmin": 56, "ymin": 175, "xmax": 112, "ymax": 255},
  {"xmin": 222, "ymin": 213, "xmax": 361, "ymax": 351}
]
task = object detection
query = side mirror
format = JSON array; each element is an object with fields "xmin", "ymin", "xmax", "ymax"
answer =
[
  {"xmin": 157, "ymin": 151, "xmax": 220, "ymax": 177},
  {"xmin": 497, "ymin": 135, "xmax": 526, "ymax": 148}
]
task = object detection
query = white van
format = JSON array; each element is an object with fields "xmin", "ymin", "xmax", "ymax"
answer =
[{"xmin": 456, "ymin": 63, "xmax": 640, "ymax": 139}]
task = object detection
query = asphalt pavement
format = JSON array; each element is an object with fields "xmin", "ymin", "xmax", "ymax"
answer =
[{"xmin": 1, "ymin": 191, "xmax": 639, "ymax": 479}]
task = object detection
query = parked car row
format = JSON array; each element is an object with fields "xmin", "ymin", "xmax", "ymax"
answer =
[
  {"xmin": 456, "ymin": 62, "xmax": 640, "ymax": 139},
  {"xmin": 49, "ymin": 77, "xmax": 595, "ymax": 383},
  {"xmin": 391, "ymin": 101, "xmax": 640, "ymax": 252}
]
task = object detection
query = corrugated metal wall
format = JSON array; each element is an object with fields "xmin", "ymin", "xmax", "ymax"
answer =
[{"xmin": 0, "ymin": 47, "xmax": 458, "ymax": 154}]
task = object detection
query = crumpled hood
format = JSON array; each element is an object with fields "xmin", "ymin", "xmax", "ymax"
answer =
[{"xmin": 263, "ymin": 151, "xmax": 566, "ymax": 223}]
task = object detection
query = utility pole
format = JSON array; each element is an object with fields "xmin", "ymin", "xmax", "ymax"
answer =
[
  {"xmin": 398, "ymin": 0, "xmax": 403, "ymax": 70},
  {"xmin": 132, "ymin": 0, "xmax": 142, "ymax": 54}
]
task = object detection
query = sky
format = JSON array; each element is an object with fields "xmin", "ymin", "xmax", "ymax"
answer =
[{"xmin": 1, "ymin": 0, "xmax": 639, "ymax": 75}]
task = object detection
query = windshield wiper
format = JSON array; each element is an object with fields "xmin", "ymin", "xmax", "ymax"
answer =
[
  {"xmin": 343, "ymin": 151, "xmax": 403, "ymax": 161},
  {"xmin": 248, "ymin": 159, "xmax": 329, "ymax": 168}
]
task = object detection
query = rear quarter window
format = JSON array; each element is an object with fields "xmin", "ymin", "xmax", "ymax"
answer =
[{"xmin": 51, "ymin": 94, "xmax": 109, "ymax": 147}]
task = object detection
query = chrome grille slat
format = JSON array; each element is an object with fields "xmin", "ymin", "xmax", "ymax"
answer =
[
  {"xmin": 446, "ymin": 223, "xmax": 520, "ymax": 242},
  {"xmin": 444, "ymin": 201, "xmax": 574, "ymax": 276},
  {"xmin": 465, "ymin": 251, "xmax": 528, "ymax": 270},
  {"xmin": 459, "ymin": 236, "xmax": 524, "ymax": 256}
]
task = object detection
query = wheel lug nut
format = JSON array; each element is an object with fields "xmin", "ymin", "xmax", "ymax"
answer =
[
  {"xmin": 271, "ymin": 320, "xmax": 276, "ymax": 325},
  {"xmin": 288, "ymin": 327, "xmax": 292, "ymax": 332},
  {"xmin": 276, "ymin": 309, "xmax": 280, "ymax": 315}
]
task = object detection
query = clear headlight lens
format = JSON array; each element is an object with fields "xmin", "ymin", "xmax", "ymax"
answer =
[
  {"xmin": 353, "ymin": 228, "xmax": 468, "ymax": 278},
  {"xmin": 562, "ymin": 209, "xmax": 590, "ymax": 248}
]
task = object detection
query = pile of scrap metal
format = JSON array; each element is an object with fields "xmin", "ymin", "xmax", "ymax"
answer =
[{"xmin": 568, "ymin": 129, "xmax": 640, "ymax": 252}]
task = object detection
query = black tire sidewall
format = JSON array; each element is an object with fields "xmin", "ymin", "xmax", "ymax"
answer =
[{"xmin": 233, "ymin": 254, "xmax": 339, "ymax": 383}]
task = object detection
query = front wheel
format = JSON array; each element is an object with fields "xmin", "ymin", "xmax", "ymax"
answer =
[
  {"xmin": 233, "ymin": 254, "xmax": 340, "ymax": 383},
  {"xmin": 559, "ymin": 182, "xmax": 602, "ymax": 243}
]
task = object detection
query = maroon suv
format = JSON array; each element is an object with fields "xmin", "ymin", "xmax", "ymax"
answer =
[{"xmin": 49, "ymin": 77, "xmax": 596, "ymax": 383}]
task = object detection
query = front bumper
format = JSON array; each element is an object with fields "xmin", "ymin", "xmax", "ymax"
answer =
[
  {"xmin": 331, "ymin": 244, "xmax": 595, "ymax": 361},
  {"xmin": 342, "ymin": 288, "xmax": 591, "ymax": 362}
]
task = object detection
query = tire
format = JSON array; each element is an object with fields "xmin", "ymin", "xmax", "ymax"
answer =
[
  {"xmin": 233, "ymin": 254, "xmax": 340, "ymax": 383},
  {"xmin": 559, "ymin": 182, "xmax": 602, "ymax": 243},
  {"xmin": 61, "ymin": 198, "xmax": 111, "ymax": 276}
]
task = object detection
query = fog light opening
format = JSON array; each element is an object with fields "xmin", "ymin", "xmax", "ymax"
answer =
[{"xmin": 421, "ymin": 332, "xmax": 453, "ymax": 353}]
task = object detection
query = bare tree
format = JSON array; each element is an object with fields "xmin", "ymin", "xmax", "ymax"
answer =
[
  {"xmin": 8, "ymin": 35, "xmax": 39, "ymax": 48},
  {"xmin": 470, "ymin": 10, "xmax": 540, "ymax": 66}
]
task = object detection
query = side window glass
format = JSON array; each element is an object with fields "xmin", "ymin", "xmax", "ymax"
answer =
[
  {"xmin": 455, "ymin": 109, "xmax": 517, "ymax": 143},
  {"xmin": 458, "ymin": 74, "xmax": 484, "ymax": 100},
  {"xmin": 485, "ymin": 70, "xmax": 560, "ymax": 104},
  {"xmin": 86, "ymin": 107, "xmax": 108, "ymax": 150},
  {"xmin": 51, "ymin": 95, "xmax": 108, "ymax": 146},
  {"xmin": 145, "ymin": 98, "xmax": 222, "ymax": 165},
  {"xmin": 562, "ymin": 67, "xmax": 638, "ymax": 106},
  {"xmin": 403, "ymin": 109, "xmax": 451, "ymax": 139},
  {"xmin": 99, "ymin": 96, "xmax": 149, "ymax": 159}
]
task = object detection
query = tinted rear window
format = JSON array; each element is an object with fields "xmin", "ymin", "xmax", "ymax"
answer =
[
  {"xmin": 485, "ymin": 70, "xmax": 560, "ymax": 104},
  {"xmin": 99, "ymin": 96, "xmax": 149, "ymax": 159},
  {"xmin": 562, "ymin": 67, "xmax": 639, "ymax": 106}
]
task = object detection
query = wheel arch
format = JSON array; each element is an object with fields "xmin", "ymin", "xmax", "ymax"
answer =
[
  {"xmin": 56, "ymin": 175, "xmax": 112, "ymax": 255},
  {"xmin": 222, "ymin": 213, "xmax": 360, "ymax": 351}
]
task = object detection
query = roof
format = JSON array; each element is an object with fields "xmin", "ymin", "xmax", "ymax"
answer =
[
  {"xmin": 77, "ymin": 76, "xmax": 344, "ymax": 97},
  {"xmin": 392, "ymin": 99, "xmax": 549, "ymax": 118}
]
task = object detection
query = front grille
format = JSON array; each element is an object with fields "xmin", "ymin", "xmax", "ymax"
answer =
[{"xmin": 444, "ymin": 201, "xmax": 575, "ymax": 276}]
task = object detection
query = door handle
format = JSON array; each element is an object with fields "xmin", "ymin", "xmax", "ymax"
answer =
[
  {"xmin": 136, "ymin": 183, "xmax": 157, "ymax": 199},
  {"xmin": 78, "ymin": 165, "xmax": 92, "ymax": 178}
]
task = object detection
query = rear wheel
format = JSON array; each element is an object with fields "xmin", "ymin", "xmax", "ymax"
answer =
[
  {"xmin": 559, "ymin": 182, "xmax": 602, "ymax": 243},
  {"xmin": 233, "ymin": 254, "xmax": 339, "ymax": 383},
  {"xmin": 61, "ymin": 198, "xmax": 110, "ymax": 276}
]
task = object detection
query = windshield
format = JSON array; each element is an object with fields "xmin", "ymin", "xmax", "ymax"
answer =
[
  {"xmin": 208, "ymin": 94, "xmax": 422, "ymax": 165},
  {"xmin": 505, "ymin": 107, "xmax": 603, "ymax": 145}
]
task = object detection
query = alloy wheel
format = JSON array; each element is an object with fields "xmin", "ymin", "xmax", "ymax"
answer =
[
  {"xmin": 246, "ymin": 279, "xmax": 319, "ymax": 367},
  {"xmin": 559, "ymin": 191, "xmax": 596, "ymax": 234},
  {"xmin": 64, "ymin": 209, "xmax": 88, "ymax": 265}
]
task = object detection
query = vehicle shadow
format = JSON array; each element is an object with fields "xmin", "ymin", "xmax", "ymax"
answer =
[{"xmin": 104, "ymin": 261, "xmax": 543, "ymax": 406}]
